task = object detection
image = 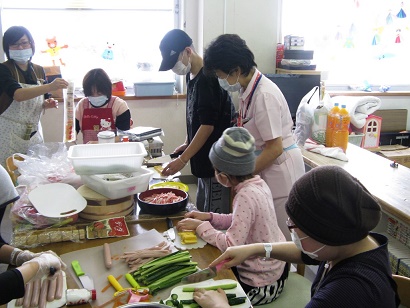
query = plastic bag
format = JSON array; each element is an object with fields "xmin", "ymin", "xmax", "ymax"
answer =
[
  {"xmin": 10, "ymin": 185, "xmax": 78, "ymax": 230},
  {"xmin": 13, "ymin": 142, "xmax": 82, "ymax": 189},
  {"xmin": 294, "ymin": 86, "xmax": 320, "ymax": 146},
  {"xmin": 9, "ymin": 183, "xmax": 82, "ymax": 248}
]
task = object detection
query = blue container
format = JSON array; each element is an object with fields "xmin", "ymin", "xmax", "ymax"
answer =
[{"xmin": 133, "ymin": 81, "xmax": 175, "ymax": 97}]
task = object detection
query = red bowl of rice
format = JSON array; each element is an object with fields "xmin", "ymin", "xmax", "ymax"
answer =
[{"xmin": 137, "ymin": 188, "xmax": 188, "ymax": 215}]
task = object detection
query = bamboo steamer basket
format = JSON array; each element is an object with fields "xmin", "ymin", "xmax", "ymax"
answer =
[{"xmin": 77, "ymin": 185, "xmax": 135, "ymax": 220}]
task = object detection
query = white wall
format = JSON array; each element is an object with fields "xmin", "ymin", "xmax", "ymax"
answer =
[
  {"xmin": 185, "ymin": 0, "xmax": 280, "ymax": 74},
  {"xmin": 204, "ymin": 0, "xmax": 280, "ymax": 74}
]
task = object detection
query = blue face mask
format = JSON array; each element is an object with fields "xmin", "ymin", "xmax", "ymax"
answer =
[
  {"xmin": 218, "ymin": 73, "xmax": 241, "ymax": 92},
  {"xmin": 88, "ymin": 95, "xmax": 108, "ymax": 107},
  {"xmin": 9, "ymin": 48, "xmax": 33, "ymax": 64}
]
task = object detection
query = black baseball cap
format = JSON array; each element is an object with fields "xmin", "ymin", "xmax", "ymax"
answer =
[{"xmin": 159, "ymin": 29, "xmax": 193, "ymax": 71}]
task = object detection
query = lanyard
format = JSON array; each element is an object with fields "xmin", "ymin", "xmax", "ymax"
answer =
[{"xmin": 238, "ymin": 72, "xmax": 262, "ymax": 127}]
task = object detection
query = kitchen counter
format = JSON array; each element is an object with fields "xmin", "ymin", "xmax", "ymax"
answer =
[{"xmin": 301, "ymin": 143, "xmax": 410, "ymax": 225}]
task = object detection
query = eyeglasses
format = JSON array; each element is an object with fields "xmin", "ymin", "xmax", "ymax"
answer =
[
  {"xmin": 10, "ymin": 41, "xmax": 31, "ymax": 49},
  {"xmin": 216, "ymin": 69, "xmax": 237, "ymax": 80},
  {"xmin": 286, "ymin": 217, "xmax": 297, "ymax": 231}
]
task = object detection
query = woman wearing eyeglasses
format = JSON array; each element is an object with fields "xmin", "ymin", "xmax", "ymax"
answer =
[
  {"xmin": 203, "ymin": 34, "xmax": 305, "ymax": 239},
  {"xmin": 0, "ymin": 26, "xmax": 69, "ymax": 167},
  {"xmin": 194, "ymin": 166, "xmax": 399, "ymax": 308}
]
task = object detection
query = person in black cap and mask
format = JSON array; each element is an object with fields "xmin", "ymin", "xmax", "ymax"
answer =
[
  {"xmin": 159, "ymin": 29, "xmax": 235, "ymax": 214},
  {"xmin": 193, "ymin": 165, "xmax": 399, "ymax": 308}
]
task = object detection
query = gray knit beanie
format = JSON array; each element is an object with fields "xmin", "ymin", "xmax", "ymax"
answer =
[
  {"xmin": 209, "ymin": 127, "xmax": 256, "ymax": 176},
  {"xmin": 285, "ymin": 165, "xmax": 381, "ymax": 246}
]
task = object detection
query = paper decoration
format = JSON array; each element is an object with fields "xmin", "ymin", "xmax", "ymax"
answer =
[{"xmin": 397, "ymin": 2, "xmax": 407, "ymax": 18}]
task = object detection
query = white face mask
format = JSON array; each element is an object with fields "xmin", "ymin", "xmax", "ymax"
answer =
[
  {"xmin": 88, "ymin": 95, "xmax": 108, "ymax": 107},
  {"xmin": 9, "ymin": 48, "xmax": 33, "ymax": 64},
  {"xmin": 215, "ymin": 171, "xmax": 232, "ymax": 188},
  {"xmin": 218, "ymin": 74, "xmax": 242, "ymax": 92},
  {"xmin": 291, "ymin": 229, "xmax": 326, "ymax": 259},
  {"xmin": 172, "ymin": 51, "xmax": 191, "ymax": 75}
]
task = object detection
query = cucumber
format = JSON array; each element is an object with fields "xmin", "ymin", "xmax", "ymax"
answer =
[
  {"xmin": 228, "ymin": 296, "xmax": 247, "ymax": 306},
  {"xmin": 182, "ymin": 282, "xmax": 237, "ymax": 292}
]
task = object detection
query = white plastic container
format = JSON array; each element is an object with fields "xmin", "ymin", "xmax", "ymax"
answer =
[
  {"xmin": 68, "ymin": 142, "xmax": 147, "ymax": 175},
  {"xmin": 97, "ymin": 131, "xmax": 115, "ymax": 143},
  {"xmin": 81, "ymin": 168, "xmax": 154, "ymax": 199}
]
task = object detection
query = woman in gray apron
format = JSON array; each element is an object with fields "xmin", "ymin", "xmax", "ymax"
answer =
[{"xmin": 0, "ymin": 26, "xmax": 69, "ymax": 167}]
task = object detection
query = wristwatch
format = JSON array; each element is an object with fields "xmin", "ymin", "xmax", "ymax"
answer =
[{"xmin": 263, "ymin": 243, "xmax": 272, "ymax": 259}]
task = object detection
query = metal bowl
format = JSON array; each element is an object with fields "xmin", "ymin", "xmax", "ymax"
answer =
[{"xmin": 137, "ymin": 188, "xmax": 188, "ymax": 216}]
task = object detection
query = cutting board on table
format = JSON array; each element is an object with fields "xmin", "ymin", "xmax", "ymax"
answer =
[
  {"xmin": 60, "ymin": 229, "xmax": 172, "ymax": 307},
  {"xmin": 165, "ymin": 279, "xmax": 251, "ymax": 308}
]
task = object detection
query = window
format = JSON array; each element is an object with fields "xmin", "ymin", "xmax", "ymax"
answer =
[
  {"xmin": 0, "ymin": 0, "xmax": 178, "ymax": 92},
  {"xmin": 281, "ymin": 0, "xmax": 410, "ymax": 89}
]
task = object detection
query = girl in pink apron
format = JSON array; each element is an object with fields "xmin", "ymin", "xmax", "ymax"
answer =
[{"xmin": 75, "ymin": 68, "xmax": 132, "ymax": 143}]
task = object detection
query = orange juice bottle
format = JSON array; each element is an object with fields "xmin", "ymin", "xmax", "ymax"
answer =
[
  {"xmin": 333, "ymin": 104, "xmax": 350, "ymax": 152},
  {"xmin": 325, "ymin": 102, "xmax": 340, "ymax": 147}
]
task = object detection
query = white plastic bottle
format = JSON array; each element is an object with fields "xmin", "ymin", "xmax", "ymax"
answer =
[
  {"xmin": 66, "ymin": 289, "xmax": 96, "ymax": 305},
  {"xmin": 311, "ymin": 82, "xmax": 328, "ymax": 145}
]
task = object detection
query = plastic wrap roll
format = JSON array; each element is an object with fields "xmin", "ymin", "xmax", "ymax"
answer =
[{"xmin": 63, "ymin": 81, "xmax": 76, "ymax": 142}]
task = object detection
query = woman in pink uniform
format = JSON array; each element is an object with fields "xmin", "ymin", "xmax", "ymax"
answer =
[
  {"xmin": 75, "ymin": 68, "xmax": 131, "ymax": 143},
  {"xmin": 203, "ymin": 34, "xmax": 305, "ymax": 238}
]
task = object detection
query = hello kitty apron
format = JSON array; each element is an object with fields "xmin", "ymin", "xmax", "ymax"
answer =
[
  {"xmin": 81, "ymin": 97, "xmax": 116, "ymax": 144},
  {"xmin": 0, "ymin": 67, "xmax": 44, "ymax": 167}
]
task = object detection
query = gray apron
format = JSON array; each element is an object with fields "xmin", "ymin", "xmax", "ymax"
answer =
[{"xmin": 0, "ymin": 79, "xmax": 44, "ymax": 167}]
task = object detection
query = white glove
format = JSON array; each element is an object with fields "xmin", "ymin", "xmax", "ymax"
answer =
[
  {"xmin": 14, "ymin": 249, "xmax": 36, "ymax": 266},
  {"xmin": 24, "ymin": 253, "xmax": 66, "ymax": 282},
  {"xmin": 16, "ymin": 250, "xmax": 66, "ymax": 267}
]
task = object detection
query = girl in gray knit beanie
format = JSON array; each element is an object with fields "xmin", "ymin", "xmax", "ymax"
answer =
[
  {"xmin": 177, "ymin": 127, "xmax": 289, "ymax": 306},
  {"xmin": 194, "ymin": 165, "xmax": 399, "ymax": 308}
]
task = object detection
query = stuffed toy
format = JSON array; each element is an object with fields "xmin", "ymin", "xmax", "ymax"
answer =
[{"xmin": 41, "ymin": 36, "xmax": 68, "ymax": 66}]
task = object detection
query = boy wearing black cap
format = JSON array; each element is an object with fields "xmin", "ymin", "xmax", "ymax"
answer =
[
  {"xmin": 195, "ymin": 166, "xmax": 399, "ymax": 308},
  {"xmin": 177, "ymin": 127, "xmax": 288, "ymax": 305},
  {"xmin": 159, "ymin": 29, "xmax": 234, "ymax": 214}
]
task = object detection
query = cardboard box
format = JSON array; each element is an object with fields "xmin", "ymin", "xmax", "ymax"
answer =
[
  {"xmin": 378, "ymin": 145, "xmax": 410, "ymax": 168},
  {"xmin": 284, "ymin": 35, "xmax": 305, "ymax": 50},
  {"xmin": 373, "ymin": 109, "xmax": 407, "ymax": 132}
]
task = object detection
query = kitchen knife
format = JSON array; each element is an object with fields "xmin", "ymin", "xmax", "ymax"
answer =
[
  {"xmin": 71, "ymin": 260, "xmax": 95, "ymax": 290},
  {"xmin": 166, "ymin": 218, "xmax": 176, "ymax": 241},
  {"xmin": 181, "ymin": 266, "xmax": 217, "ymax": 283},
  {"xmin": 181, "ymin": 260, "xmax": 229, "ymax": 283}
]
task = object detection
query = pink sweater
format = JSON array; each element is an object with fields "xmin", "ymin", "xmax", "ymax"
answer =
[{"xmin": 196, "ymin": 175, "xmax": 286, "ymax": 287}]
